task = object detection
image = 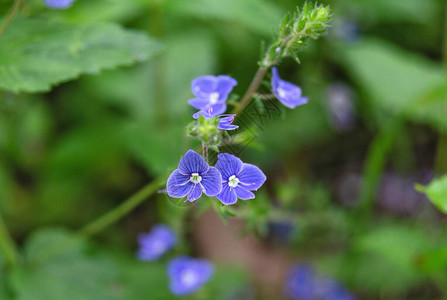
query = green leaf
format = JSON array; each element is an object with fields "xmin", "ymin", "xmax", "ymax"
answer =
[
  {"xmin": 166, "ymin": 0, "xmax": 284, "ymax": 35},
  {"xmin": 0, "ymin": 18, "xmax": 162, "ymax": 93},
  {"xmin": 417, "ymin": 175, "xmax": 447, "ymax": 213},
  {"xmin": 342, "ymin": 38, "xmax": 447, "ymax": 131},
  {"xmin": 10, "ymin": 228, "xmax": 123, "ymax": 300}
]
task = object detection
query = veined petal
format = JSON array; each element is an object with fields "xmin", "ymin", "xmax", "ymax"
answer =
[
  {"xmin": 218, "ymin": 115, "xmax": 238, "ymax": 130},
  {"xmin": 216, "ymin": 185, "xmax": 237, "ymax": 205},
  {"xmin": 271, "ymin": 67, "xmax": 308, "ymax": 109},
  {"xmin": 271, "ymin": 67, "xmax": 280, "ymax": 91},
  {"xmin": 178, "ymin": 150, "xmax": 209, "ymax": 175},
  {"xmin": 188, "ymin": 98, "xmax": 212, "ymax": 110},
  {"xmin": 234, "ymin": 187, "xmax": 255, "ymax": 200},
  {"xmin": 191, "ymin": 76, "xmax": 217, "ymax": 98},
  {"xmin": 201, "ymin": 167, "xmax": 222, "ymax": 196},
  {"xmin": 238, "ymin": 163, "xmax": 266, "ymax": 191},
  {"xmin": 215, "ymin": 153, "xmax": 243, "ymax": 180},
  {"xmin": 192, "ymin": 103, "xmax": 227, "ymax": 119},
  {"xmin": 167, "ymin": 170, "xmax": 193, "ymax": 198},
  {"xmin": 186, "ymin": 184, "xmax": 202, "ymax": 202},
  {"xmin": 215, "ymin": 75, "xmax": 237, "ymax": 101}
]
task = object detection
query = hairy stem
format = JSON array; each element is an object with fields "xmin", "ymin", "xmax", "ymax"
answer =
[
  {"xmin": 232, "ymin": 66, "xmax": 268, "ymax": 115},
  {"xmin": 33, "ymin": 178, "xmax": 164, "ymax": 264},
  {"xmin": 202, "ymin": 142, "xmax": 208, "ymax": 162},
  {"xmin": 0, "ymin": 0, "xmax": 22, "ymax": 36},
  {"xmin": 0, "ymin": 212, "xmax": 19, "ymax": 268}
]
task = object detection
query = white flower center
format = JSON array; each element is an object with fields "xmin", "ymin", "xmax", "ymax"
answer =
[
  {"xmin": 190, "ymin": 173, "xmax": 202, "ymax": 184},
  {"xmin": 277, "ymin": 87, "xmax": 287, "ymax": 98},
  {"xmin": 228, "ymin": 175, "xmax": 239, "ymax": 188},
  {"xmin": 180, "ymin": 270, "xmax": 198, "ymax": 286},
  {"xmin": 209, "ymin": 92, "xmax": 219, "ymax": 105}
]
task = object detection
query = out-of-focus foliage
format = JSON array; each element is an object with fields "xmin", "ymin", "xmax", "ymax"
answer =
[{"xmin": 417, "ymin": 175, "xmax": 447, "ymax": 213}]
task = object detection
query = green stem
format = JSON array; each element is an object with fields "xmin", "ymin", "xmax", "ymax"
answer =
[
  {"xmin": 32, "ymin": 177, "xmax": 164, "ymax": 264},
  {"xmin": 0, "ymin": 0, "xmax": 22, "ymax": 36},
  {"xmin": 0, "ymin": 212, "xmax": 19, "ymax": 268},
  {"xmin": 357, "ymin": 119, "xmax": 403, "ymax": 216},
  {"xmin": 202, "ymin": 142, "xmax": 208, "ymax": 162},
  {"xmin": 232, "ymin": 66, "xmax": 268, "ymax": 115}
]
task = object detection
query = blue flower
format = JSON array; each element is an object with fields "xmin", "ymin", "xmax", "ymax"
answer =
[
  {"xmin": 44, "ymin": 0, "xmax": 75, "ymax": 9},
  {"xmin": 168, "ymin": 256, "xmax": 214, "ymax": 296},
  {"xmin": 136, "ymin": 224, "xmax": 177, "ymax": 261},
  {"xmin": 167, "ymin": 150, "xmax": 222, "ymax": 202},
  {"xmin": 215, "ymin": 153, "xmax": 266, "ymax": 205},
  {"xmin": 193, "ymin": 110, "xmax": 239, "ymax": 131},
  {"xmin": 284, "ymin": 264, "xmax": 357, "ymax": 300},
  {"xmin": 271, "ymin": 67, "xmax": 308, "ymax": 109},
  {"xmin": 284, "ymin": 264, "xmax": 316, "ymax": 300},
  {"xmin": 188, "ymin": 75, "xmax": 237, "ymax": 117}
]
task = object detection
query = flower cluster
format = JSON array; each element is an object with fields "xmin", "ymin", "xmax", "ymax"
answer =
[
  {"xmin": 44, "ymin": 0, "xmax": 75, "ymax": 9},
  {"xmin": 284, "ymin": 264, "xmax": 356, "ymax": 300},
  {"xmin": 137, "ymin": 224, "xmax": 214, "ymax": 296},
  {"xmin": 167, "ymin": 150, "xmax": 266, "ymax": 205}
]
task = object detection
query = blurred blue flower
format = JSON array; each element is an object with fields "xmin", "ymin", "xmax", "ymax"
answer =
[
  {"xmin": 331, "ymin": 19, "xmax": 359, "ymax": 43},
  {"xmin": 284, "ymin": 264, "xmax": 356, "ymax": 300},
  {"xmin": 325, "ymin": 83, "xmax": 355, "ymax": 132},
  {"xmin": 268, "ymin": 221, "xmax": 296, "ymax": 243},
  {"xmin": 215, "ymin": 153, "xmax": 266, "ymax": 205},
  {"xmin": 193, "ymin": 110, "xmax": 239, "ymax": 131},
  {"xmin": 284, "ymin": 264, "xmax": 316, "ymax": 300},
  {"xmin": 271, "ymin": 67, "xmax": 308, "ymax": 109},
  {"xmin": 168, "ymin": 256, "xmax": 214, "ymax": 296},
  {"xmin": 136, "ymin": 224, "xmax": 177, "ymax": 261},
  {"xmin": 167, "ymin": 150, "xmax": 222, "ymax": 202},
  {"xmin": 44, "ymin": 0, "xmax": 75, "ymax": 9},
  {"xmin": 188, "ymin": 75, "xmax": 237, "ymax": 117}
]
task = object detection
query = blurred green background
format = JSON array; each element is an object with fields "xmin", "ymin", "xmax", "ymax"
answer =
[{"xmin": 0, "ymin": 0, "xmax": 447, "ymax": 299}]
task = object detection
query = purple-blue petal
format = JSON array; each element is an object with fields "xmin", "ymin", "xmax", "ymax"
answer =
[
  {"xmin": 136, "ymin": 224, "xmax": 177, "ymax": 261},
  {"xmin": 238, "ymin": 163, "xmax": 266, "ymax": 191},
  {"xmin": 271, "ymin": 67, "xmax": 281, "ymax": 91},
  {"xmin": 234, "ymin": 186, "xmax": 255, "ymax": 200},
  {"xmin": 201, "ymin": 167, "xmax": 222, "ymax": 197},
  {"xmin": 284, "ymin": 264, "xmax": 316, "ymax": 300},
  {"xmin": 188, "ymin": 98, "xmax": 211, "ymax": 110},
  {"xmin": 167, "ymin": 170, "xmax": 194, "ymax": 198},
  {"xmin": 271, "ymin": 67, "xmax": 309, "ymax": 109},
  {"xmin": 216, "ymin": 184, "xmax": 238, "ymax": 205},
  {"xmin": 178, "ymin": 149, "xmax": 209, "ymax": 175},
  {"xmin": 215, "ymin": 153, "xmax": 243, "ymax": 180},
  {"xmin": 192, "ymin": 103, "xmax": 227, "ymax": 119},
  {"xmin": 186, "ymin": 184, "xmax": 203, "ymax": 202},
  {"xmin": 215, "ymin": 75, "xmax": 238, "ymax": 101},
  {"xmin": 191, "ymin": 76, "xmax": 217, "ymax": 99},
  {"xmin": 45, "ymin": 0, "xmax": 75, "ymax": 9},
  {"xmin": 168, "ymin": 256, "xmax": 214, "ymax": 296},
  {"xmin": 218, "ymin": 115, "xmax": 238, "ymax": 130}
]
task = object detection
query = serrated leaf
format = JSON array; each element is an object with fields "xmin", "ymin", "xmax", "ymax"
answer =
[
  {"xmin": 0, "ymin": 18, "xmax": 162, "ymax": 93},
  {"xmin": 417, "ymin": 175, "xmax": 447, "ymax": 213}
]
